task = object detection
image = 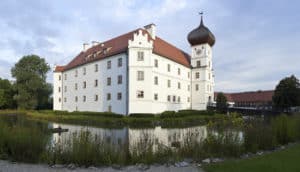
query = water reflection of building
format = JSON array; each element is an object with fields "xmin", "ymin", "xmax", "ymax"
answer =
[
  {"xmin": 50, "ymin": 123, "xmax": 207, "ymax": 152},
  {"xmin": 50, "ymin": 123, "xmax": 129, "ymax": 147}
]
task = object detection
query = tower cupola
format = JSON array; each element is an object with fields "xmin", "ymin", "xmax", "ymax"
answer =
[{"xmin": 187, "ymin": 15, "xmax": 215, "ymax": 46}]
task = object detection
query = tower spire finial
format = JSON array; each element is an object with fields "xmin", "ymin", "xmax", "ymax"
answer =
[{"xmin": 199, "ymin": 11, "xmax": 204, "ymax": 26}]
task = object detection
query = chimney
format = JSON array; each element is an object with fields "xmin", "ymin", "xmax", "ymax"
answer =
[
  {"xmin": 83, "ymin": 43, "xmax": 89, "ymax": 51},
  {"xmin": 144, "ymin": 23, "xmax": 156, "ymax": 39},
  {"xmin": 92, "ymin": 41, "xmax": 100, "ymax": 46}
]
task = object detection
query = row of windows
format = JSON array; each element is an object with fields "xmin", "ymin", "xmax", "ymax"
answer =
[
  {"xmin": 59, "ymin": 92, "xmax": 123, "ymax": 103},
  {"xmin": 59, "ymin": 75, "xmax": 123, "ymax": 92},
  {"xmin": 137, "ymin": 90, "xmax": 190, "ymax": 103},
  {"xmin": 60, "ymin": 58, "xmax": 123, "ymax": 81},
  {"xmin": 59, "ymin": 91, "xmax": 193, "ymax": 103},
  {"xmin": 136, "ymin": 52, "xmax": 190, "ymax": 79},
  {"xmin": 154, "ymin": 59, "xmax": 189, "ymax": 78},
  {"xmin": 194, "ymin": 72, "xmax": 212, "ymax": 80}
]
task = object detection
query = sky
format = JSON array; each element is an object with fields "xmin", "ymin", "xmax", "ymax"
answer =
[{"xmin": 0, "ymin": 0, "xmax": 299, "ymax": 92}]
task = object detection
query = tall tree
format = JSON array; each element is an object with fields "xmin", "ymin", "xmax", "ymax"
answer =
[
  {"xmin": 273, "ymin": 75, "xmax": 300, "ymax": 112},
  {"xmin": 11, "ymin": 55, "xmax": 51, "ymax": 109},
  {"xmin": 216, "ymin": 92, "xmax": 228, "ymax": 113},
  {"xmin": 0, "ymin": 78, "xmax": 16, "ymax": 109}
]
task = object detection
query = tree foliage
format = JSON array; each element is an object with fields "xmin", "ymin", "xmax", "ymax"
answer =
[
  {"xmin": 216, "ymin": 92, "xmax": 228, "ymax": 113},
  {"xmin": 0, "ymin": 78, "xmax": 16, "ymax": 109},
  {"xmin": 11, "ymin": 55, "xmax": 52, "ymax": 109},
  {"xmin": 273, "ymin": 75, "xmax": 300, "ymax": 111}
]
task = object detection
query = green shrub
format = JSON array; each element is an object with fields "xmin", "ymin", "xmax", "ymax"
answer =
[
  {"xmin": 129, "ymin": 113, "xmax": 155, "ymax": 118},
  {"xmin": 52, "ymin": 110, "xmax": 123, "ymax": 118}
]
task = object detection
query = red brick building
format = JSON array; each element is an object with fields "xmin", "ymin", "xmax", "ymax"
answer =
[{"xmin": 214, "ymin": 90, "xmax": 274, "ymax": 110}]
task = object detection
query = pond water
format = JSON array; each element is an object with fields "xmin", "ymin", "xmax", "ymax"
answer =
[{"xmin": 50, "ymin": 123, "xmax": 208, "ymax": 151}]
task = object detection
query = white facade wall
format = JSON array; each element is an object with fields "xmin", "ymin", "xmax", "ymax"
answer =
[
  {"xmin": 127, "ymin": 30, "xmax": 191, "ymax": 114},
  {"xmin": 53, "ymin": 53, "xmax": 128, "ymax": 115},
  {"xmin": 53, "ymin": 72, "xmax": 63, "ymax": 110}
]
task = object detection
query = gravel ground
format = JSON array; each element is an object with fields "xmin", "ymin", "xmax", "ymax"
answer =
[{"xmin": 0, "ymin": 160, "xmax": 203, "ymax": 172}]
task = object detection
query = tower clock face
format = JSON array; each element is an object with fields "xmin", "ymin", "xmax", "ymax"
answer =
[{"xmin": 196, "ymin": 49, "xmax": 202, "ymax": 55}]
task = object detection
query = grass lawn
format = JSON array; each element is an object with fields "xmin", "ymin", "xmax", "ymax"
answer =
[{"xmin": 203, "ymin": 143, "xmax": 300, "ymax": 172}]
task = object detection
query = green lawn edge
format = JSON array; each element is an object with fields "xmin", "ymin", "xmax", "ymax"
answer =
[
  {"xmin": 0, "ymin": 110, "xmax": 221, "ymax": 128},
  {"xmin": 203, "ymin": 143, "xmax": 300, "ymax": 172}
]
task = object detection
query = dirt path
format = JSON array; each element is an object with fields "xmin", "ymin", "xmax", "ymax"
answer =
[{"xmin": 0, "ymin": 160, "xmax": 203, "ymax": 172}]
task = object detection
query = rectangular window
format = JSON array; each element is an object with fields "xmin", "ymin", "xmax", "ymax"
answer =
[
  {"xmin": 117, "ymin": 92, "xmax": 122, "ymax": 100},
  {"xmin": 137, "ymin": 51, "xmax": 144, "ymax": 61},
  {"xmin": 95, "ymin": 94, "xmax": 98, "ymax": 101},
  {"xmin": 137, "ymin": 71, "xmax": 144, "ymax": 81},
  {"xmin": 75, "ymin": 96, "xmax": 78, "ymax": 102},
  {"xmin": 64, "ymin": 74, "xmax": 67, "ymax": 80},
  {"xmin": 196, "ymin": 72, "xmax": 200, "ymax": 79},
  {"xmin": 154, "ymin": 59, "xmax": 158, "ymax": 67},
  {"xmin": 59, "ymin": 98, "xmax": 61, "ymax": 102},
  {"xmin": 95, "ymin": 80, "xmax": 98, "ymax": 87},
  {"xmin": 107, "ymin": 60, "xmax": 111, "ymax": 69},
  {"xmin": 107, "ymin": 93, "xmax": 111, "ymax": 100},
  {"xmin": 167, "ymin": 80, "xmax": 171, "ymax": 88},
  {"xmin": 178, "ymin": 68, "xmax": 181, "ymax": 75},
  {"xmin": 188, "ymin": 72, "xmax": 190, "ymax": 79},
  {"xmin": 178, "ymin": 96, "xmax": 181, "ymax": 103},
  {"xmin": 75, "ymin": 83, "xmax": 78, "ymax": 90},
  {"xmin": 154, "ymin": 94, "xmax": 158, "ymax": 100},
  {"xmin": 59, "ymin": 75, "xmax": 61, "ymax": 81},
  {"xmin": 197, "ymin": 60, "xmax": 201, "ymax": 67},
  {"xmin": 108, "ymin": 105, "xmax": 112, "ymax": 112},
  {"xmin": 178, "ymin": 82, "xmax": 181, "ymax": 89},
  {"xmin": 118, "ymin": 75, "xmax": 122, "ymax": 84},
  {"xmin": 83, "ymin": 81, "xmax": 86, "ymax": 89},
  {"xmin": 137, "ymin": 90, "xmax": 144, "ymax": 98},
  {"xmin": 64, "ymin": 97, "xmax": 67, "ymax": 102},
  {"xmin": 173, "ymin": 95, "xmax": 176, "ymax": 102},
  {"xmin": 64, "ymin": 86, "xmax": 67, "ymax": 92},
  {"xmin": 83, "ymin": 67, "xmax": 86, "ymax": 75},
  {"xmin": 196, "ymin": 84, "xmax": 199, "ymax": 91},
  {"xmin": 58, "ymin": 87, "xmax": 61, "ymax": 92},
  {"xmin": 154, "ymin": 76, "xmax": 158, "ymax": 85},
  {"xmin": 167, "ymin": 64, "xmax": 170, "ymax": 72},
  {"xmin": 75, "ymin": 70, "xmax": 78, "ymax": 77},
  {"xmin": 208, "ymin": 73, "xmax": 211, "ymax": 80},
  {"xmin": 167, "ymin": 95, "xmax": 171, "ymax": 102},
  {"xmin": 118, "ymin": 58, "xmax": 122, "ymax": 67},
  {"xmin": 83, "ymin": 96, "xmax": 86, "ymax": 102},
  {"xmin": 188, "ymin": 85, "xmax": 190, "ymax": 91},
  {"xmin": 107, "ymin": 77, "xmax": 111, "ymax": 86},
  {"xmin": 95, "ymin": 64, "xmax": 98, "ymax": 72}
]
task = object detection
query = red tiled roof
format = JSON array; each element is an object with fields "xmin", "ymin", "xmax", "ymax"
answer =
[
  {"xmin": 54, "ymin": 65, "xmax": 65, "ymax": 72},
  {"xmin": 54, "ymin": 28, "xmax": 191, "ymax": 72},
  {"xmin": 215, "ymin": 90, "xmax": 274, "ymax": 103}
]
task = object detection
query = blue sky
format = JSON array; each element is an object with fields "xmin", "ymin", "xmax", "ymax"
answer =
[{"xmin": 0, "ymin": 0, "xmax": 299, "ymax": 92}]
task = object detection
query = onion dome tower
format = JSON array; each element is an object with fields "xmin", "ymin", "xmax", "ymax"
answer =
[
  {"xmin": 189, "ymin": 13, "xmax": 215, "ymax": 111},
  {"xmin": 187, "ymin": 15, "xmax": 215, "ymax": 46}
]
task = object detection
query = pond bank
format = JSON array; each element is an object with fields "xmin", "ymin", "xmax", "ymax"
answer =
[
  {"xmin": 0, "ymin": 160, "xmax": 202, "ymax": 172},
  {"xmin": 0, "ymin": 110, "xmax": 222, "ymax": 128}
]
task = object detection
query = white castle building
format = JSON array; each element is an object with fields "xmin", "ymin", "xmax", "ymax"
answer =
[{"xmin": 53, "ymin": 16, "xmax": 216, "ymax": 115}]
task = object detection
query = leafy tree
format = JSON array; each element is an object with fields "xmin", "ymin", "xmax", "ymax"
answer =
[
  {"xmin": 11, "ymin": 55, "xmax": 51, "ymax": 109},
  {"xmin": 273, "ymin": 75, "xmax": 300, "ymax": 112},
  {"xmin": 216, "ymin": 92, "xmax": 228, "ymax": 113},
  {"xmin": 0, "ymin": 78, "xmax": 16, "ymax": 109}
]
